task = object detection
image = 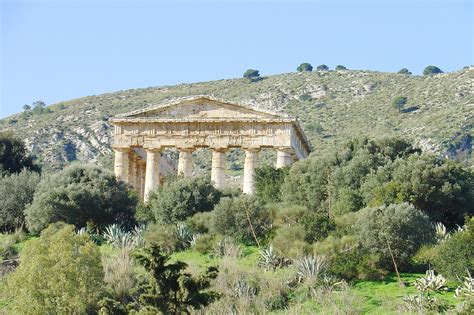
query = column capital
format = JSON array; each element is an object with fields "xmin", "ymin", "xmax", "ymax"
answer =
[
  {"xmin": 275, "ymin": 147, "xmax": 293, "ymax": 153},
  {"xmin": 242, "ymin": 147, "xmax": 261, "ymax": 153},
  {"xmin": 143, "ymin": 146, "xmax": 162, "ymax": 153},
  {"xmin": 177, "ymin": 146, "xmax": 195, "ymax": 153},
  {"xmin": 210, "ymin": 147, "xmax": 229, "ymax": 153},
  {"xmin": 112, "ymin": 146, "xmax": 131, "ymax": 153}
]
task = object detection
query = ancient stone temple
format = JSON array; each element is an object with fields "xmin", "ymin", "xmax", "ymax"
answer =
[{"xmin": 110, "ymin": 96, "xmax": 311, "ymax": 201}]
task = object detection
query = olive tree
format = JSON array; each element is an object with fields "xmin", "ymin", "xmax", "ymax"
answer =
[
  {"xmin": 297, "ymin": 63, "xmax": 313, "ymax": 72},
  {"xmin": 25, "ymin": 164, "xmax": 137, "ymax": 234},
  {"xmin": 354, "ymin": 203, "xmax": 435, "ymax": 271},
  {"xmin": 423, "ymin": 65, "xmax": 443, "ymax": 75}
]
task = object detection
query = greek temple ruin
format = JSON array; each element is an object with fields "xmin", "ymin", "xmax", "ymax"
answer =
[{"xmin": 110, "ymin": 96, "xmax": 311, "ymax": 201}]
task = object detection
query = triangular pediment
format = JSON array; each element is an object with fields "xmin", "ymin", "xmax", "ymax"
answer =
[{"xmin": 118, "ymin": 96, "xmax": 286, "ymax": 120}]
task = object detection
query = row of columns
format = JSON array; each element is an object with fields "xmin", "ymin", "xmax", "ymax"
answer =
[{"xmin": 114, "ymin": 147, "xmax": 293, "ymax": 202}]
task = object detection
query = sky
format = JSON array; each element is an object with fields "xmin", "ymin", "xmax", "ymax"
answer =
[{"xmin": 1, "ymin": 0, "xmax": 473, "ymax": 118}]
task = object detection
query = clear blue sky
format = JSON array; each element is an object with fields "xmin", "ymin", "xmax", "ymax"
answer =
[{"xmin": 1, "ymin": 0, "xmax": 473, "ymax": 118}]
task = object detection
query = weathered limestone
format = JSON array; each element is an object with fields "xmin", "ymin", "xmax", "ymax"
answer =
[
  {"xmin": 276, "ymin": 149, "xmax": 293, "ymax": 168},
  {"xmin": 211, "ymin": 148, "xmax": 227, "ymax": 189},
  {"xmin": 110, "ymin": 96, "xmax": 312, "ymax": 200},
  {"xmin": 144, "ymin": 148, "xmax": 161, "ymax": 202},
  {"xmin": 177, "ymin": 148, "xmax": 194, "ymax": 177},
  {"xmin": 243, "ymin": 148, "xmax": 259, "ymax": 194},
  {"xmin": 113, "ymin": 148, "xmax": 130, "ymax": 182}
]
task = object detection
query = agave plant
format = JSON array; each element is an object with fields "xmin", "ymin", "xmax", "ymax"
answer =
[
  {"xmin": 103, "ymin": 224, "xmax": 145, "ymax": 249},
  {"xmin": 434, "ymin": 222, "xmax": 450, "ymax": 243},
  {"xmin": 455, "ymin": 271, "xmax": 474, "ymax": 299},
  {"xmin": 258, "ymin": 245, "xmax": 285, "ymax": 271},
  {"xmin": 233, "ymin": 277, "xmax": 258, "ymax": 299},
  {"xmin": 175, "ymin": 222, "xmax": 194, "ymax": 249},
  {"xmin": 294, "ymin": 255, "xmax": 326, "ymax": 283},
  {"xmin": 414, "ymin": 269, "xmax": 448, "ymax": 292},
  {"xmin": 211, "ymin": 238, "xmax": 242, "ymax": 258},
  {"xmin": 403, "ymin": 293, "xmax": 438, "ymax": 312}
]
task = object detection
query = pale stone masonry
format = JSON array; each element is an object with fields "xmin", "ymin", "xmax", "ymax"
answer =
[{"xmin": 110, "ymin": 96, "xmax": 311, "ymax": 201}]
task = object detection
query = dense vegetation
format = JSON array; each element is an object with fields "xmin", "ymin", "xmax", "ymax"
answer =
[{"xmin": 0, "ymin": 135, "xmax": 472, "ymax": 313}]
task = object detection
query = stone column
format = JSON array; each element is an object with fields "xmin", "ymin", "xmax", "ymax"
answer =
[
  {"xmin": 177, "ymin": 147, "xmax": 194, "ymax": 177},
  {"xmin": 113, "ymin": 147, "xmax": 130, "ymax": 183},
  {"xmin": 211, "ymin": 148, "xmax": 227, "ymax": 190},
  {"xmin": 276, "ymin": 148, "xmax": 293, "ymax": 168},
  {"xmin": 243, "ymin": 148, "xmax": 259, "ymax": 195},
  {"xmin": 144, "ymin": 148, "xmax": 161, "ymax": 202},
  {"xmin": 137, "ymin": 159, "xmax": 146, "ymax": 201}
]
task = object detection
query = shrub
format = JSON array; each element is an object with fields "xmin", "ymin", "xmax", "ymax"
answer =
[
  {"xmin": 316, "ymin": 64, "xmax": 329, "ymax": 71},
  {"xmin": 212, "ymin": 195, "xmax": 272, "ymax": 245},
  {"xmin": 271, "ymin": 203, "xmax": 308, "ymax": 227},
  {"xmin": 4, "ymin": 223, "xmax": 104, "ymax": 313},
  {"xmin": 254, "ymin": 165, "xmax": 289, "ymax": 204},
  {"xmin": 328, "ymin": 246, "xmax": 386, "ymax": 280},
  {"xmin": 25, "ymin": 164, "xmax": 137, "ymax": 234},
  {"xmin": 272, "ymin": 224, "xmax": 310, "ymax": 259},
  {"xmin": 243, "ymin": 69, "xmax": 260, "ymax": 82},
  {"xmin": 335, "ymin": 65, "xmax": 347, "ymax": 70},
  {"xmin": 432, "ymin": 218, "xmax": 473, "ymax": 281},
  {"xmin": 0, "ymin": 132, "xmax": 40, "ymax": 175},
  {"xmin": 103, "ymin": 248, "xmax": 136, "ymax": 301},
  {"xmin": 0, "ymin": 170, "xmax": 40, "ymax": 231},
  {"xmin": 392, "ymin": 95, "xmax": 408, "ymax": 112},
  {"xmin": 354, "ymin": 203, "xmax": 435, "ymax": 271},
  {"xmin": 192, "ymin": 233, "xmax": 216, "ymax": 254},
  {"xmin": 186, "ymin": 211, "xmax": 215, "ymax": 234},
  {"xmin": 423, "ymin": 65, "xmax": 443, "ymax": 75},
  {"xmin": 301, "ymin": 212, "xmax": 335, "ymax": 243},
  {"xmin": 147, "ymin": 176, "xmax": 220, "ymax": 224},
  {"xmin": 297, "ymin": 63, "xmax": 313, "ymax": 72},
  {"xmin": 398, "ymin": 68, "xmax": 412, "ymax": 75},
  {"xmin": 144, "ymin": 223, "xmax": 184, "ymax": 253}
]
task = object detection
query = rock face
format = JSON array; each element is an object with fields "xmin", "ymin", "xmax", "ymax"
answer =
[{"xmin": 1, "ymin": 68, "xmax": 473, "ymax": 171}]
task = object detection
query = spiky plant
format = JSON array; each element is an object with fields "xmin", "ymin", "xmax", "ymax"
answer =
[
  {"xmin": 403, "ymin": 293, "xmax": 439, "ymax": 312},
  {"xmin": 294, "ymin": 255, "xmax": 326, "ymax": 283},
  {"xmin": 233, "ymin": 277, "xmax": 258, "ymax": 299},
  {"xmin": 103, "ymin": 224, "xmax": 127, "ymax": 246},
  {"xmin": 211, "ymin": 238, "xmax": 242, "ymax": 258},
  {"xmin": 435, "ymin": 222, "xmax": 450, "ymax": 243},
  {"xmin": 175, "ymin": 222, "xmax": 194, "ymax": 249},
  {"xmin": 258, "ymin": 245, "xmax": 285, "ymax": 271},
  {"xmin": 414, "ymin": 269, "xmax": 448, "ymax": 292},
  {"xmin": 455, "ymin": 271, "xmax": 474, "ymax": 299}
]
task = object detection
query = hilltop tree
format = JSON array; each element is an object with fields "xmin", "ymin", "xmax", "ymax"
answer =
[
  {"xmin": 335, "ymin": 65, "xmax": 347, "ymax": 70},
  {"xmin": 243, "ymin": 69, "xmax": 260, "ymax": 82},
  {"xmin": 392, "ymin": 96, "xmax": 408, "ymax": 113},
  {"xmin": 22, "ymin": 104, "xmax": 31, "ymax": 111},
  {"xmin": 0, "ymin": 132, "xmax": 40, "ymax": 175},
  {"xmin": 297, "ymin": 63, "xmax": 313, "ymax": 72},
  {"xmin": 398, "ymin": 68, "xmax": 412, "ymax": 75},
  {"xmin": 316, "ymin": 64, "xmax": 329, "ymax": 71},
  {"xmin": 423, "ymin": 65, "xmax": 443, "ymax": 75}
]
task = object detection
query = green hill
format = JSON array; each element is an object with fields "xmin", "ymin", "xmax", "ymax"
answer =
[{"xmin": 1, "ymin": 67, "xmax": 473, "ymax": 171}]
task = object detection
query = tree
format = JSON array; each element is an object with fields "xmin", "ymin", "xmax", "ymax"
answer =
[
  {"xmin": 4, "ymin": 223, "xmax": 104, "ymax": 313},
  {"xmin": 361, "ymin": 154, "xmax": 474, "ymax": 228},
  {"xmin": 297, "ymin": 63, "xmax": 313, "ymax": 72},
  {"xmin": 25, "ymin": 164, "xmax": 137, "ymax": 234},
  {"xmin": 335, "ymin": 65, "xmax": 347, "ymax": 70},
  {"xmin": 392, "ymin": 96, "xmax": 408, "ymax": 112},
  {"xmin": 254, "ymin": 165, "xmax": 289, "ymax": 204},
  {"xmin": 132, "ymin": 245, "xmax": 218, "ymax": 313},
  {"xmin": 354, "ymin": 203, "xmax": 435, "ymax": 271},
  {"xmin": 22, "ymin": 104, "xmax": 31, "ymax": 111},
  {"xmin": 0, "ymin": 132, "xmax": 40, "ymax": 175},
  {"xmin": 316, "ymin": 64, "xmax": 329, "ymax": 71},
  {"xmin": 147, "ymin": 176, "xmax": 221, "ymax": 224},
  {"xmin": 398, "ymin": 68, "xmax": 412, "ymax": 75},
  {"xmin": 0, "ymin": 170, "xmax": 40, "ymax": 231},
  {"xmin": 243, "ymin": 69, "xmax": 260, "ymax": 82},
  {"xmin": 212, "ymin": 195, "xmax": 272, "ymax": 245},
  {"xmin": 423, "ymin": 65, "xmax": 443, "ymax": 75}
]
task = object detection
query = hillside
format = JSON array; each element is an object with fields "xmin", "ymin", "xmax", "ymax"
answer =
[{"xmin": 1, "ymin": 67, "xmax": 473, "ymax": 171}]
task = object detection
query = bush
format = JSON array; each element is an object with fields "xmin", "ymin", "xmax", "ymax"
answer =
[
  {"xmin": 271, "ymin": 203, "xmax": 308, "ymax": 227},
  {"xmin": 0, "ymin": 132, "xmax": 40, "ymax": 175},
  {"xmin": 329, "ymin": 247, "xmax": 386, "ymax": 280},
  {"xmin": 316, "ymin": 64, "xmax": 329, "ymax": 71},
  {"xmin": 272, "ymin": 224, "xmax": 310, "ymax": 259},
  {"xmin": 25, "ymin": 164, "xmax": 137, "ymax": 234},
  {"xmin": 254, "ymin": 165, "xmax": 289, "ymax": 204},
  {"xmin": 144, "ymin": 223, "xmax": 184, "ymax": 253},
  {"xmin": 301, "ymin": 212, "xmax": 335, "ymax": 243},
  {"xmin": 192, "ymin": 233, "xmax": 217, "ymax": 254},
  {"xmin": 423, "ymin": 65, "xmax": 443, "ymax": 75},
  {"xmin": 186, "ymin": 211, "xmax": 215, "ymax": 234},
  {"xmin": 147, "ymin": 176, "xmax": 221, "ymax": 224},
  {"xmin": 243, "ymin": 69, "xmax": 260, "ymax": 82},
  {"xmin": 4, "ymin": 223, "xmax": 104, "ymax": 313},
  {"xmin": 335, "ymin": 65, "xmax": 347, "ymax": 70},
  {"xmin": 0, "ymin": 170, "xmax": 40, "ymax": 231},
  {"xmin": 212, "ymin": 195, "xmax": 272, "ymax": 245},
  {"xmin": 297, "ymin": 63, "xmax": 313, "ymax": 72},
  {"xmin": 354, "ymin": 203, "xmax": 435, "ymax": 271},
  {"xmin": 432, "ymin": 218, "xmax": 473, "ymax": 281},
  {"xmin": 398, "ymin": 68, "xmax": 412, "ymax": 75}
]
